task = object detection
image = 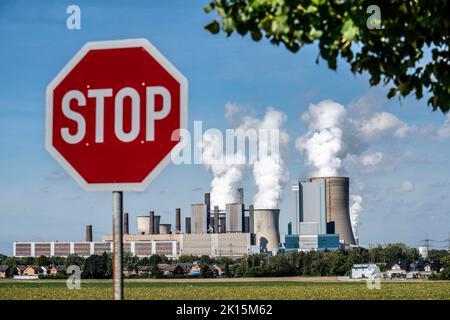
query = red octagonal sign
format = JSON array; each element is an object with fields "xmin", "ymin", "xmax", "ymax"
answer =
[{"xmin": 46, "ymin": 39, "xmax": 188, "ymax": 191}]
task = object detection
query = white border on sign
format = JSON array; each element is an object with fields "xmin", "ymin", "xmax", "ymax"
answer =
[{"xmin": 45, "ymin": 38, "xmax": 188, "ymax": 192}]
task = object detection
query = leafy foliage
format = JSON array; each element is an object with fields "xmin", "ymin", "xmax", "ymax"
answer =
[{"xmin": 204, "ymin": 0, "xmax": 450, "ymax": 113}]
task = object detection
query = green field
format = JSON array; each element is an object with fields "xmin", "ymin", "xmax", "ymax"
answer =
[{"xmin": 1, "ymin": 280, "xmax": 450, "ymax": 300}]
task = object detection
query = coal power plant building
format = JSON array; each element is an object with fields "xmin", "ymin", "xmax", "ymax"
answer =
[{"xmin": 287, "ymin": 176, "xmax": 355, "ymax": 251}]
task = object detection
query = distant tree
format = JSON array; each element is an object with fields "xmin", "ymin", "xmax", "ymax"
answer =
[
  {"xmin": 123, "ymin": 252, "xmax": 139, "ymax": 273},
  {"xmin": 0, "ymin": 254, "xmax": 7, "ymax": 264},
  {"xmin": 64, "ymin": 254, "xmax": 84, "ymax": 268},
  {"xmin": 50, "ymin": 256, "xmax": 65, "ymax": 266},
  {"xmin": 177, "ymin": 255, "xmax": 200, "ymax": 263},
  {"xmin": 224, "ymin": 260, "xmax": 231, "ymax": 277},
  {"xmin": 204, "ymin": 0, "xmax": 450, "ymax": 113},
  {"xmin": 138, "ymin": 257, "xmax": 150, "ymax": 266},
  {"xmin": 24, "ymin": 257, "xmax": 36, "ymax": 265},
  {"xmin": 83, "ymin": 253, "xmax": 111, "ymax": 279},
  {"xmin": 36, "ymin": 255, "xmax": 51, "ymax": 266},
  {"xmin": 150, "ymin": 264, "xmax": 163, "ymax": 278},
  {"xmin": 149, "ymin": 254, "xmax": 163, "ymax": 266},
  {"xmin": 428, "ymin": 249, "xmax": 449, "ymax": 261},
  {"xmin": 199, "ymin": 255, "xmax": 214, "ymax": 264},
  {"xmin": 440, "ymin": 255, "xmax": 450, "ymax": 280}
]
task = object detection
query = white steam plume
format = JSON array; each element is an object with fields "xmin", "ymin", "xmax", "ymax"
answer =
[
  {"xmin": 350, "ymin": 195, "xmax": 363, "ymax": 238},
  {"xmin": 296, "ymin": 99, "xmax": 410, "ymax": 237},
  {"xmin": 201, "ymin": 131, "xmax": 245, "ymax": 209},
  {"xmin": 202, "ymin": 105, "xmax": 289, "ymax": 210},
  {"xmin": 250, "ymin": 108, "xmax": 290, "ymax": 209},
  {"xmin": 295, "ymin": 100, "xmax": 348, "ymax": 176}
]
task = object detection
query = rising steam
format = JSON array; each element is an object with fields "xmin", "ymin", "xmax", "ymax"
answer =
[
  {"xmin": 202, "ymin": 105, "xmax": 289, "ymax": 210},
  {"xmin": 350, "ymin": 195, "xmax": 363, "ymax": 238},
  {"xmin": 201, "ymin": 131, "xmax": 245, "ymax": 209},
  {"xmin": 295, "ymin": 99, "xmax": 411, "ymax": 237},
  {"xmin": 249, "ymin": 108, "xmax": 289, "ymax": 209}
]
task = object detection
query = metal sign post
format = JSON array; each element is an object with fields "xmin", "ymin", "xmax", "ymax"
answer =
[{"xmin": 112, "ymin": 191, "xmax": 123, "ymax": 300}]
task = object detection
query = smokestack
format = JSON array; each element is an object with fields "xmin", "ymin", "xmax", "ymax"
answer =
[
  {"xmin": 214, "ymin": 206, "xmax": 219, "ymax": 233},
  {"xmin": 86, "ymin": 225, "xmax": 92, "ymax": 242},
  {"xmin": 249, "ymin": 205, "xmax": 255, "ymax": 234},
  {"xmin": 238, "ymin": 188, "xmax": 245, "ymax": 232},
  {"xmin": 185, "ymin": 217, "xmax": 191, "ymax": 234},
  {"xmin": 149, "ymin": 211, "xmax": 155, "ymax": 234},
  {"xmin": 123, "ymin": 212, "xmax": 129, "ymax": 234},
  {"xmin": 238, "ymin": 188, "xmax": 244, "ymax": 204},
  {"xmin": 175, "ymin": 208, "xmax": 181, "ymax": 233},
  {"xmin": 205, "ymin": 193, "xmax": 211, "ymax": 228},
  {"xmin": 249, "ymin": 205, "xmax": 255, "ymax": 245},
  {"xmin": 154, "ymin": 215, "xmax": 161, "ymax": 234}
]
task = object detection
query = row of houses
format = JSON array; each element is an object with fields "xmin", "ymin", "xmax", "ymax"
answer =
[
  {"xmin": 128, "ymin": 263, "xmax": 224, "ymax": 277},
  {"xmin": 0, "ymin": 262, "xmax": 224, "ymax": 278},
  {"xmin": 0, "ymin": 264, "xmax": 66, "ymax": 278},
  {"xmin": 351, "ymin": 259, "xmax": 443, "ymax": 279}
]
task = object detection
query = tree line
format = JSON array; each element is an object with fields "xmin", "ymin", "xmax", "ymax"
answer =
[{"xmin": 1, "ymin": 243, "xmax": 449, "ymax": 279}]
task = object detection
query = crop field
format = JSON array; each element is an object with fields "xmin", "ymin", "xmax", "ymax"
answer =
[{"xmin": 1, "ymin": 280, "xmax": 449, "ymax": 300}]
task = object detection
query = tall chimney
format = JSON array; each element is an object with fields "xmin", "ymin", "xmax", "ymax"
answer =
[
  {"xmin": 238, "ymin": 188, "xmax": 244, "ymax": 204},
  {"xmin": 249, "ymin": 205, "xmax": 255, "ymax": 245},
  {"xmin": 149, "ymin": 211, "xmax": 155, "ymax": 234},
  {"xmin": 238, "ymin": 188, "xmax": 245, "ymax": 232},
  {"xmin": 86, "ymin": 225, "xmax": 93, "ymax": 242},
  {"xmin": 175, "ymin": 208, "xmax": 181, "ymax": 233},
  {"xmin": 185, "ymin": 217, "xmax": 191, "ymax": 234},
  {"xmin": 154, "ymin": 215, "xmax": 161, "ymax": 234},
  {"xmin": 123, "ymin": 212, "xmax": 129, "ymax": 234},
  {"xmin": 214, "ymin": 205, "xmax": 219, "ymax": 233},
  {"xmin": 204, "ymin": 193, "xmax": 211, "ymax": 229}
]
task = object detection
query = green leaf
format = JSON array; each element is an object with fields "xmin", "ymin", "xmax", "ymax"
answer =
[
  {"xmin": 204, "ymin": 20, "xmax": 220, "ymax": 34},
  {"xmin": 222, "ymin": 17, "xmax": 235, "ymax": 34},
  {"xmin": 341, "ymin": 19, "xmax": 357, "ymax": 41},
  {"xmin": 251, "ymin": 29, "xmax": 263, "ymax": 41},
  {"xmin": 203, "ymin": 3, "xmax": 215, "ymax": 14}
]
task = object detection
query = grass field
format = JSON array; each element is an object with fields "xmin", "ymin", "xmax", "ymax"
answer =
[{"xmin": 1, "ymin": 279, "xmax": 449, "ymax": 300}]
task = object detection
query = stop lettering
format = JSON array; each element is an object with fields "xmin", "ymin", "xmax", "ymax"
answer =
[{"xmin": 46, "ymin": 39, "xmax": 188, "ymax": 191}]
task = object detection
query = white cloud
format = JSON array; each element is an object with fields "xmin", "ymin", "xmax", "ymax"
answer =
[
  {"xmin": 399, "ymin": 180, "xmax": 414, "ymax": 193},
  {"xmin": 359, "ymin": 112, "xmax": 410, "ymax": 140},
  {"xmin": 437, "ymin": 113, "xmax": 450, "ymax": 139},
  {"xmin": 224, "ymin": 102, "xmax": 239, "ymax": 120},
  {"xmin": 360, "ymin": 152, "xmax": 383, "ymax": 167}
]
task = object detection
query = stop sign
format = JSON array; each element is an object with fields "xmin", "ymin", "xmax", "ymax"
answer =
[{"xmin": 46, "ymin": 39, "xmax": 187, "ymax": 191}]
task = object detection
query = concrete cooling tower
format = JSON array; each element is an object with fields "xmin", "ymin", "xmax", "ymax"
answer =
[
  {"xmin": 310, "ymin": 177, "xmax": 356, "ymax": 245},
  {"xmin": 253, "ymin": 209, "xmax": 280, "ymax": 253}
]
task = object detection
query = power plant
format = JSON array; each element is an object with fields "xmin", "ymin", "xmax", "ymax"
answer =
[
  {"xmin": 287, "ymin": 176, "xmax": 356, "ymax": 252},
  {"xmin": 13, "ymin": 177, "xmax": 358, "ymax": 259}
]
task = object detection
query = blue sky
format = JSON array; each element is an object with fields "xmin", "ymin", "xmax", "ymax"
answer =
[{"xmin": 0, "ymin": 0, "xmax": 449, "ymax": 255}]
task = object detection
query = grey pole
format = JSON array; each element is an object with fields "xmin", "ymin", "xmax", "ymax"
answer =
[{"xmin": 112, "ymin": 191, "xmax": 123, "ymax": 300}]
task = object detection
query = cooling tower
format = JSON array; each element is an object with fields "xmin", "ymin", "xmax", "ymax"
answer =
[
  {"xmin": 191, "ymin": 204, "xmax": 207, "ymax": 234},
  {"xmin": 253, "ymin": 209, "xmax": 280, "ymax": 253},
  {"xmin": 310, "ymin": 177, "xmax": 356, "ymax": 245},
  {"xmin": 225, "ymin": 203, "xmax": 243, "ymax": 232},
  {"xmin": 159, "ymin": 224, "xmax": 172, "ymax": 235},
  {"xmin": 137, "ymin": 215, "xmax": 150, "ymax": 235}
]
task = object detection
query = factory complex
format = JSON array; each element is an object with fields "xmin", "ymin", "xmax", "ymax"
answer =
[{"xmin": 13, "ymin": 177, "xmax": 357, "ymax": 259}]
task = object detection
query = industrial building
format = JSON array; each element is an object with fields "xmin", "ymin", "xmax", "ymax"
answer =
[
  {"xmin": 13, "ymin": 178, "xmax": 358, "ymax": 259},
  {"xmin": 286, "ymin": 176, "xmax": 356, "ymax": 252},
  {"xmin": 102, "ymin": 188, "xmax": 281, "ymax": 257}
]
